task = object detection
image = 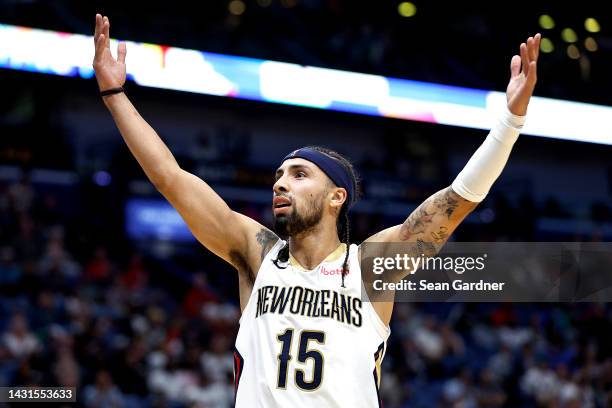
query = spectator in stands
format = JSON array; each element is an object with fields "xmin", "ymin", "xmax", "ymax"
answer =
[
  {"xmin": 182, "ymin": 272, "xmax": 218, "ymax": 319},
  {"xmin": 200, "ymin": 334, "xmax": 233, "ymax": 384},
  {"xmin": 83, "ymin": 369, "xmax": 125, "ymax": 408},
  {"xmin": 2, "ymin": 313, "xmax": 40, "ymax": 360},
  {"xmin": 474, "ymin": 368, "xmax": 507, "ymax": 407}
]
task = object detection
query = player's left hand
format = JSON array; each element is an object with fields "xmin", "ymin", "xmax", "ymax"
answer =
[{"xmin": 506, "ymin": 33, "xmax": 541, "ymax": 116}]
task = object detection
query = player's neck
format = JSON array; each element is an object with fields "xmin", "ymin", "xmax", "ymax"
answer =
[{"xmin": 288, "ymin": 225, "xmax": 342, "ymax": 270}]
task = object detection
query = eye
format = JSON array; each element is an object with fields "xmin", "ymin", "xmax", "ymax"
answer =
[{"xmin": 295, "ymin": 171, "xmax": 306, "ymax": 179}]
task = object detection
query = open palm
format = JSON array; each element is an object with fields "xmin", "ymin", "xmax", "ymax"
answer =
[
  {"xmin": 506, "ymin": 34, "xmax": 541, "ymax": 116},
  {"xmin": 92, "ymin": 14, "xmax": 126, "ymax": 91}
]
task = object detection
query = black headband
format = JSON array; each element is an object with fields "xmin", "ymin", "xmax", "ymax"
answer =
[{"xmin": 282, "ymin": 148, "xmax": 355, "ymax": 206}]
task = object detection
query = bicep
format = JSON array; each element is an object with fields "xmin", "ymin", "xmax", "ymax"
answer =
[
  {"xmin": 360, "ymin": 186, "xmax": 477, "ymax": 325},
  {"xmin": 363, "ymin": 186, "xmax": 478, "ymax": 250},
  {"xmin": 397, "ymin": 186, "xmax": 477, "ymax": 246},
  {"xmin": 160, "ymin": 169, "xmax": 277, "ymax": 269}
]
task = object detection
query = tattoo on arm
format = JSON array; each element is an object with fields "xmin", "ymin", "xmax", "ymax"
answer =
[
  {"xmin": 256, "ymin": 228, "xmax": 279, "ymax": 261},
  {"xmin": 433, "ymin": 188, "xmax": 461, "ymax": 219},
  {"xmin": 399, "ymin": 187, "xmax": 466, "ymax": 242},
  {"xmin": 431, "ymin": 226, "xmax": 449, "ymax": 243},
  {"xmin": 363, "ymin": 187, "xmax": 474, "ymax": 284},
  {"xmin": 416, "ymin": 239, "xmax": 437, "ymax": 257},
  {"xmin": 399, "ymin": 207, "xmax": 433, "ymax": 241}
]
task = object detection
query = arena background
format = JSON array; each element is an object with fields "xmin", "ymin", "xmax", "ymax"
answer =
[{"xmin": 1, "ymin": 1, "xmax": 611, "ymax": 407}]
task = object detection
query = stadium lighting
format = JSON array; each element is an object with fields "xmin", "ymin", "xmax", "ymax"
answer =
[
  {"xmin": 93, "ymin": 171, "xmax": 112, "ymax": 187},
  {"xmin": 584, "ymin": 17, "xmax": 600, "ymax": 33},
  {"xmin": 540, "ymin": 38, "xmax": 554, "ymax": 53},
  {"xmin": 584, "ymin": 37, "xmax": 598, "ymax": 52},
  {"xmin": 2, "ymin": 23, "xmax": 612, "ymax": 146},
  {"xmin": 398, "ymin": 2, "xmax": 417, "ymax": 18},
  {"xmin": 229, "ymin": 0, "xmax": 246, "ymax": 16},
  {"xmin": 567, "ymin": 44, "xmax": 580, "ymax": 59},
  {"xmin": 538, "ymin": 15, "xmax": 555, "ymax": 30},
  {"xmin": 561, "ymin": 28, "xmax": 577, "ymax": 43}
]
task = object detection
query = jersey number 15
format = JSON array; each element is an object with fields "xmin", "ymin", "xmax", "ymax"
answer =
[{"xmin": 276, "ymin": 329, "xmax": 325, "ymax": 391}]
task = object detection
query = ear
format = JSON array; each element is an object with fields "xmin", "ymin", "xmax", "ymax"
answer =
[{"xmin": 329, "ymin": 187, "xmax": 347, "ymax": 212}]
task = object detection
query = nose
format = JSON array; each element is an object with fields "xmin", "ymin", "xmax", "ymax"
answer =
[{"xmin": 273, "ymin": 174, "xmax": 288, "ymax": 195}]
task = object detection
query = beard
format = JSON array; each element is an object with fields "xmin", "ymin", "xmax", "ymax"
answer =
[{"xmin": 273, "ymin": 196, "xmax": 325, "ymax": 238}]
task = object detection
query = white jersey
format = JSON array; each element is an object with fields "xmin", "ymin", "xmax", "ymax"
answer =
[{"xmin": 234, "ymin": 240, "xmax": 390, "ymax": 407}]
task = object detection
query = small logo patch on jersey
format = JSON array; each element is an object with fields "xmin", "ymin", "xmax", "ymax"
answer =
[{"xmin": 320, "ymin": 266, "xmax": 348, "ymax": 276}]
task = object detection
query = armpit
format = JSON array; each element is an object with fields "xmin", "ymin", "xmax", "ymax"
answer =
[{"xmin": 229, "ymin": 250, "xmax": 255, "ymax": 285}]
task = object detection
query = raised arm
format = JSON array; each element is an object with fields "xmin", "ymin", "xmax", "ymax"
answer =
[
  {"xmin": 361, "ymin": 34, "xmax": 541, "ymax": 324},
  {"xmin": 92, "ymin": 15, "xmax": 279, "ymax": 284},
  {"xmin": 363, "ymin": 33, "xmax": 541, "ymax": 252}
]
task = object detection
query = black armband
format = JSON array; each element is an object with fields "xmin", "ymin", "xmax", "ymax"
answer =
[{"xmin": 99, "ymin": 86, "xmax": 125, "ymax": 97}]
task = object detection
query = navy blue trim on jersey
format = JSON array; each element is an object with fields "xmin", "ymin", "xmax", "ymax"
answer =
[
  {"xmin": 372, "ymin": 342, "xmax": 385, "ymax": 408},
  {"xmin": 233, "ymin": 347, "xmax": 245, "ymax": 402}
]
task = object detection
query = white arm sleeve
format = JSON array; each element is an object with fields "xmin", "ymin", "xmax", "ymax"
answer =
[{"xmin": 451, "ymin": 108, "xmax": 526, "ymax": 202}]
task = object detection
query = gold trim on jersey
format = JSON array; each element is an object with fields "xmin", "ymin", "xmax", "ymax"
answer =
[
  {"xmin": 373, "ymin": 342, "xmax": 385, "ymax": 389},
  {"xmin": 289, "ymin": 243, "xmax": 348, "ymax": 271}
]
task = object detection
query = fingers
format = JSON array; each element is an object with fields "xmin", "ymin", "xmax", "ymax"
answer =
[
  {"xmin": 520, "ymin": 42, "xmax": 529, "ymax": 76},
  {"xmin": 516, "ymin": 33, "xmax": 542, "ymax": 77},
  {"xmin": 117, "ymin": 42, "xmax": 127, "ymax": 64},
  {"xmin": 527, "ymin": 60, "xmax": 537, "ymax": 86},
  {"xmin": 94, "ymin": 14, "xmax": 102, "ymax": 45},
  {"xmin": 94, "ymin": 33, "xmax": 105, "ymax": 63},
  {"xmin": 525, "ymin": 33, "xmax": 541, "ymax": 65},
  {"xmin": 527, "ymin": 37, "xmax": 536, "ymax": 61},
  {"xmin": 103, "ymin": 16, "xmax": 111, "ymax": 50},
  {"xmin": 94, "ymin": 14, "xmax": 124, "ymax": 67},
  {"xmin": 510, "ymin": 55, "xmax": 521, "ymax": 78},
  {"xmin": 94, "ymin": 14, "xmax": 110, "ymax": 50}
]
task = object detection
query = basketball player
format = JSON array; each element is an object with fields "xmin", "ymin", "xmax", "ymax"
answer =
[{"xmin": 93, "ymin": 14, "xmax": 540, "ymax": 407}]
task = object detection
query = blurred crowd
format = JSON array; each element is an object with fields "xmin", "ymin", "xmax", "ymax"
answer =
[
  {"xmin": 1, "ymin": 172, "xmax": 611, "ymax": 408},
  {"xmin": 1, "ymin": 1, "xmax": 611, "ymax": 407},
  {"xmin": 1, "ymin": 177, "xmax": 239, "ymax": 407},
  {"xmin": 383, "ymin": 302, "xmax": 611, "ymax": 407}
]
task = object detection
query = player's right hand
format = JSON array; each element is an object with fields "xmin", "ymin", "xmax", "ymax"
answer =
[
  {"xmin": 92, "ymin": 14, "xmax": 126, "ymax": 92},
  {"xmin": 506, "ymin": 33, "xmax": 540, "ymax": 116}
]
